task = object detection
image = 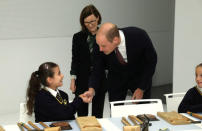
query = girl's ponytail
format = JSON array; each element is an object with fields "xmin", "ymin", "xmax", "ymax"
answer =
[
  {"xmin": 26, "ymin": 62, "xmax": 58, "ymax": 115},
  {"xmin": 26, "ymin": 71, "xmax": 41, "ymax": 115}
]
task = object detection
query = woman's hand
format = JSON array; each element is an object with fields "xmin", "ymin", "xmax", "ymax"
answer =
[{"xmin": 70, "ymin": 79, "xmax": 76, "ymax": 93}]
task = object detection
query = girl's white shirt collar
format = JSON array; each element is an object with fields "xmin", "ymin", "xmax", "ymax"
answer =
[
  {"xmin": 196, "ymin": 85, "xmax": 202, "ymax": 93},
  {"xmin": 45, "ymin": 87, "xmax": 59, "ymax": 97}
]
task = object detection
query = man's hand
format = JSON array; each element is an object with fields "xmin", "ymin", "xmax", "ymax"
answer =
[
  {"xmin": 79, "ymin": 94, "xmax": 91, "ymax": 103},
  {"xmin": 132, "ymin": 88, "xmax": 144, "ymax": 100},
  {"xmin": 83, "ymin": 88, "xmax": 95, "ymax": 102},
  {"xmin": 70, "ymin": 79, "xmax": 76, "ymax": 93}
]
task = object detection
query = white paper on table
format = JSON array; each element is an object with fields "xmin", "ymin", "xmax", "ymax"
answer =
[{"xmin": 98, "ymin": 119, "xmax": 121, "ymax": 131}]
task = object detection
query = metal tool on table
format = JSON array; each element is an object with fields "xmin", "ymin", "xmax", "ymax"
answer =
[
  {"xmin": 122, "ymin": 117, "xmax": 132, "ymax": 126},
  {"xmin": 28, "ymin": 121, "xmax": 42, "ymax": 130},
  {"xmin": 19, "ymin": 122, "xmax": 33, "ymax": 131},
  {"xmin": 39, "ymin": 122, "xmax": 49, "ymax": 128},
  {"xmin": 128, "ymin": 115, "xmax": 150, "ymax": 131},
  {"xmin": 187, "ymin": 111, "xmax": 202, "ymax": 120},
  {"xmin": 17, "ymin": 122, "xmax": 61, "ymax": 131},
  {"xmin": 39, "ymin": 122, "xmax": 61, "ymax": 131},
  {"xmin": 129, "ymin": 115, "xmax": 143, "ymax": 125},
  {"xmin": 128, "ymin": 115, "xmax": 138, "ymax": 125},
  {"xmin": 142, "ymin": 114, "xmax": 150, "ymax": 131},
  {"xmin": 17, "ymin": 123, "xmax": 25, "ymax": 131},
  {"xmin": 121, "ymin": 117, "xmax": 140, "ymax": 131},
  {"xmin": 159, "ymin": 128, "xmax": 170, "ymax": 131},
  {"xmin": 50, "ymin": 122, "xmax": 72, "ymax": 130}
]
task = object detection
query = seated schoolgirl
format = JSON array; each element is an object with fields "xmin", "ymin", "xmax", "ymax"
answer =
[
  {"xmin": 178, "ymin": 63, "xmax": 202, "ymax": 113},
  {"xmin": 26, "ymin": 62, "xmax": 90, "ymax": 122}
]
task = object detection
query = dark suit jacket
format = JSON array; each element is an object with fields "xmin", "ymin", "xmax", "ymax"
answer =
[
  {"xmin": 34, "ymin": 89, "xmax": 83, "ymax": 122},
  {"xmin": 89, "ymin": 27, "xmax": 157, "ymax": 99}
]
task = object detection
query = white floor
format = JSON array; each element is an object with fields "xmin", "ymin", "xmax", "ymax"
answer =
[{"xmin": 0, "ymin": 92, "xmax": 166, "ymax": 125}]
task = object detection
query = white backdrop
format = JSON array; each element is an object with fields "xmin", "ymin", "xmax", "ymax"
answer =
[
  {"xmin": 173, "ymin": 0, "xmax": 202, "ymax": 92},
  {"xmin": 0, "ymin": 0, "xmax": 174, "ymax": 115},
  {"xmin": 0, "ymin": 0, "xmax": 171, "ymax": 39}
]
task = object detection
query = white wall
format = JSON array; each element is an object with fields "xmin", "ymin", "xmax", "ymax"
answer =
[
  {"xmin": 173, "ymin": 0, "xmax": 202, "ymax": 92},
  {"xmin": 0, "ymin": 37, "xmax": 72, "ymax": 114},
  {"xmin": 0, "ymin": 0, "xmax": 174, "ymax": 115}
]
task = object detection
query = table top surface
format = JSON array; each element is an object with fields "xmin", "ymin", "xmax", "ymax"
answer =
[{"xmin": 2, "ymin": 113, "xmax": 202, "ymax": 131}]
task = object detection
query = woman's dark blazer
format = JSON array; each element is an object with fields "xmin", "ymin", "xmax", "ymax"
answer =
[{"xmin": 70, "ymin": 31, "xmax": 95, "ymax": 95}]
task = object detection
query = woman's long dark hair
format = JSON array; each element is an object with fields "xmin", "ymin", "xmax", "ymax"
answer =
[{"xmin": 26, "ymin": 62, "xmax": 58, "ymax": 115}]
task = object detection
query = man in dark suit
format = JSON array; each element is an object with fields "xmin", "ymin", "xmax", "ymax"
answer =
[{"xmin": 85, "ymin": 22, "xmax": 157, "ymax": 102}]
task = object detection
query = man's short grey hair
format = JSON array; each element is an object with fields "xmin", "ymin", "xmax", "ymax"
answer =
[{"xmin": 105, "ymin": 24, "xmax": 120, "ymax": 42}]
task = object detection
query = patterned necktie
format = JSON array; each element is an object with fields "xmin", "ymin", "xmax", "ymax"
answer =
[
  {"xmin": 115, "ymin": 47, "xmax": 127, "ymax": 65},
  {"xmin": 56, "ymin": 93, "xmax": 63, "ymax": 104}
]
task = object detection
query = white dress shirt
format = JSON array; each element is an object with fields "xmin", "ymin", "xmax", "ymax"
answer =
[{"xmin": 118, "ymin": 30, "xmax": 127, "ymax": 62}]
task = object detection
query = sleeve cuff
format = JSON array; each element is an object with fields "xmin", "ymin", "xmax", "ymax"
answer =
[{"xmin": 71, "ymin": 75, "xmax": 77, "ymax": 80}]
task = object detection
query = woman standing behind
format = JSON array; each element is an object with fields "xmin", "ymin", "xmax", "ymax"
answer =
[{"xmin": 70, "ymin": 5, "xmax": 106, "ymax": 118}]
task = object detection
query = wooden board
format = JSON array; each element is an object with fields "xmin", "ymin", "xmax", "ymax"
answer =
[
  {"xmin": 123, "ymin": 126, "xmax": 141, "ymax": 131},
  {"xmin": 76, "ymin": 116, "xmax": 102, "ymax": 131},
  {"xmin": 0, "ymin": 125, "xmax": 5, "ymax": 131},
  {"xmin": 157, "ymin": 111, "xmax": 193, "ymax": 125}
]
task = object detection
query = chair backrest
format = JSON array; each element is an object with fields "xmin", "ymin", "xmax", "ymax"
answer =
[
  {"xmin": 19, "ymin": 103, "xmax": 35, "ymax": 123},
  {"xmin": 164, "ymin": 92, "xmax": 186, "ymax": 112},
  {"xmin": 110, "ymin": 99, "xmax": 164, "ymax": 117}
]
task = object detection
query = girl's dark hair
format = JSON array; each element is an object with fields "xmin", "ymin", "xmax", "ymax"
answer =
[
  {"xmin": 80, "ymin": 4, "xmax": 102, "ymax": 31},
  {"xmin": 26, "ymin": 62, "xmax": 58, "ymax": 115}
]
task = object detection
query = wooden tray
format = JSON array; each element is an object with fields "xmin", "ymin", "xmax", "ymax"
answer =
[
  {"xmin": 76, "ymin": 116, "xmax": 102, "ymax": 131},
  {"xmin": 157, "ymin": 111, "xmax": 193, "ymax": 125}
]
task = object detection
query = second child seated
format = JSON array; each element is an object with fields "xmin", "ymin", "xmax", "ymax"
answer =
[
  {"xmin": 178, "ymin": 63, "xmax": 202, "ymax": 113},
  {"xmin": 26, "ymin": 62, "xmax": 90, "ymax": 122}
]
